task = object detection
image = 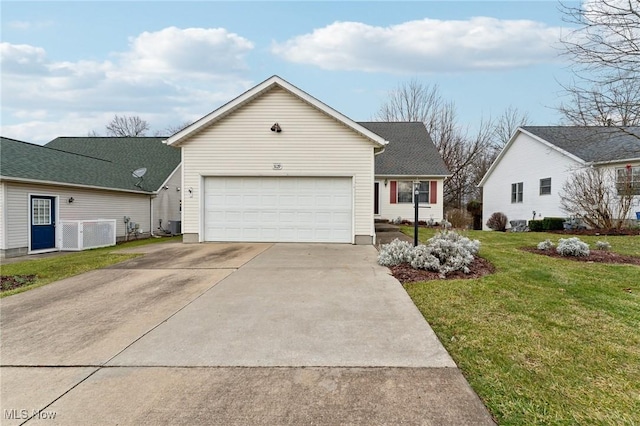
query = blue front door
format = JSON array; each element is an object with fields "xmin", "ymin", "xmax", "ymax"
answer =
[{"xmin": 31, "ymin": 196, "xmax": 56, "ymax": 251}]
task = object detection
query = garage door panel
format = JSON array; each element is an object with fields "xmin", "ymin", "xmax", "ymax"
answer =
[{"xmin": 204, "ymin": 177, "xmax": 352, "ymax": 243}]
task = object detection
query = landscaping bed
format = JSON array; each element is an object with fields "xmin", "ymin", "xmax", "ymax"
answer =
[
  {"xmin": 521, "ymin": 246, "xmax": 640, "ymax": 266},
  {"xmin": 390, "ymin": 257, "xmax": 495, "ymax": 283},
  {"xmin": 1, "ymin": 274, "xmax": 37, "ymax": 292}
]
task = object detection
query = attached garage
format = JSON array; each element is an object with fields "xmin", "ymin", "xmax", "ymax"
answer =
[
  {"xmin": 165, "ymin": 76, "xmax": 388, "ymax": 245},
  {"xmin": 204, "ymin": 177, "xmax": 352, "ymax": 243}
]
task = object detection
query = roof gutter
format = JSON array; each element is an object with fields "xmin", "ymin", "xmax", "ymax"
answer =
[{"xmin": 0, "ymin": 176, "xmax": 154, "ymax": 195}]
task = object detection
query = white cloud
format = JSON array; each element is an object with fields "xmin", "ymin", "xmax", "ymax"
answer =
[
  {"xmin": 1, "ymin": 27, "xmax": 255, "ymax": 143},
  {"xmin": 271, "ymin": 17, "xmax": 564, "ymax": 73},
  {"xmin": 118, "ymin": 27, "xmax": 254, "ymax": 78}
]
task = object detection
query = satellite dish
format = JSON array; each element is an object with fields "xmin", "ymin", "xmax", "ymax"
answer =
[{"xmin": 132, "ymin": 167, "xmax": 147, "ymax": 178}]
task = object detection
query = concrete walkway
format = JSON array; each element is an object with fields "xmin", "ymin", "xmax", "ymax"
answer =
[{"xmin": 0, "ymin": 242, "xmax": 495, "ymax": 425}]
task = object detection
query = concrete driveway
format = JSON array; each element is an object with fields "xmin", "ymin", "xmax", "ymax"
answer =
[{"xmin": 0, "ymin": 242, "xmax": 494, "ymax": 425}]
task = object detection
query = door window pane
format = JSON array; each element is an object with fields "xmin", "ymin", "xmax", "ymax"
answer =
[{"xmin": 32, "ymin": 199, "xmax": 51, "ymax": 225}]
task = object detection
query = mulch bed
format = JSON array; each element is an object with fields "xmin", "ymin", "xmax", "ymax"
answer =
[
  {"xmin": 548, "ymin": 228, "xmax": 640, "ymax": 236},
  {"xmin": 389, "ymin": 257, "xmax": 496, "ymax": 284},
  {"xmin": 520, "ymin": 247, "xmax": 640, "ymax": 266},
  {"xmin": 1, "ymin": 275, "xmax": 37, "ymax": 292}
]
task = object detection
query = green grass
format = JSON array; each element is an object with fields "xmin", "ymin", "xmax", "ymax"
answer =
[
  {"xmin": 400, "ymin": 226, "xmax": 640, "ymax": 425},
  {"xmin": 0, "ymin": 236, "xmax": 181, "ymax": 298}
]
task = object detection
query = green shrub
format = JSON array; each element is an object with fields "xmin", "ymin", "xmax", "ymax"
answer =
[
  {"xmin": 542, "ymin": 217, "xmax": 565, "ymax": 231},
  {"xmin": 528, "ymin": 220, "xmax": 544, "ymax": 232}
]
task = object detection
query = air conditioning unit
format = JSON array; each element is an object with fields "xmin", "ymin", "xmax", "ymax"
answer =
[{"xmin": 168, "ymin": 220, "xmax": 181, "ymax": 235}]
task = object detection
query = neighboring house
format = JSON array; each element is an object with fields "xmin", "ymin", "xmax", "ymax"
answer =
[
  {"xmin": 0, "ymin": 136, "xmax": 180, "ymax": 258},
  {"xmin": 359, "ymin": 122, "xmax": 450, "ymax": 223},
  {"xmin": 164, "ymin": 75, "xmax": 448, "ymax": 244},
  {"xmin": 479, "ymin": 126, "xmax": 640, "ymax": 230},
  {"xmin": 46, "ymin": 137, "xmax": 182, "ymax": 234}
]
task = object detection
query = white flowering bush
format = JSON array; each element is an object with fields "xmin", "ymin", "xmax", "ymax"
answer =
[
  {"xmin": 595, "ymin": 240, "xmax": 611, "ymax": 251},
  {"xmin": 379, "ymin": 231, "xmax": 481, "ymax": 277},
  {"xmin": 440, "ymin": 219, "xmax": 452, "ymax": 229},
  {"xmin": 537, "ymin": 239, "xmax": 555, "ymax": 250},
  {"xmin": 377, "ymin": 238, "xmax": 414, "ymax": 266},
  {"xmin": 410, "ymin": 245, "xmax": 440, "ymax": 270},
  {"xmin": 426, "ymin": 231, "xmax": 480, "ymax": 276},
  {"xmin": 556, "ymin": 237, "xmax": 590, "ymax": 257}
]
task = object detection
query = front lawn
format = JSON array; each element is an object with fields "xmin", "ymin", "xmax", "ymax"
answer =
[
  {"xmin": 400, "ymin": 226, "xmax": 639, "ymax": 425},
  {"xmin": 1, "ymin": 236, "xmax": 181, "ymax": 298}
]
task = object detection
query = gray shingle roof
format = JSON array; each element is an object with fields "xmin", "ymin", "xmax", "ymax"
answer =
[
  {"xmin": 358, "ymin": 122, "xmax": 450, "ymax": 176},
  {"xmin": 1, "ymin": 136, "xmax": 179, "ymax": 193},
  {"xmin": 521, "ymin": 126, "xmax": 640, "ymax": 163},
  {"xmin": 46, "ymin": 137, "xmax": 180, "ymax": 191}
]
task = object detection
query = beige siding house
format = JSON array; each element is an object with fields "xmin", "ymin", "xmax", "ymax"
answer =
[
  {"xmin": 166, "ymin": 76, "xmax": 387, "ymax": 244},
  {"xmin": 0, "ymin": 137, "xmax": 180, "ymax": 258}
]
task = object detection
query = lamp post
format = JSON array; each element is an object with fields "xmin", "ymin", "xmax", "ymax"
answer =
[{"xmin": 414, "ymin": 182, "xmax": 420, "ymax": 247}]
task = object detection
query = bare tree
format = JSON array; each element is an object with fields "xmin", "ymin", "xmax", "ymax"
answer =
[
  {"xmin": 560, "ymin": 166, "xmax": 635, "ymax": 229},
  {"xmin": 559, "ymin": 0, "xmax": 640, "ymax": 127},
  {"xmin": 105, "ymin": 115, "xmax": 150, "ymax": 137},
  {"xmin": 492, "ymin": 105, "xmax": 530, "ymax": 151},
  {"xmin": 155, "ymin": 121, "xmax": 193, "ymax": 137},
  {"xmin": 376, "ymin": 81, "xmax": 489, "ymax": 209}
]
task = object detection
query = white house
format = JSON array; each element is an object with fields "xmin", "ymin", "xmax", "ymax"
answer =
[
  {"xmin": 165, "ymin": 76, "xmax": 448, "ymax": 244},
  {"xmin": 479, "ymin": 126, "xmax": 640, "ymax": 230},
  {"xmin": 0, "ymin": 137, "xmax": 181, "ymax": 258},
  {"xmin": 359, "ymin": 122, "xmax": 450, "ymax": 224}
]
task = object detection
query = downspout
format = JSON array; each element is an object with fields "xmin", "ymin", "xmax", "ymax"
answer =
[{"xmin": 150, "ymin": 194, "xmax": 154, "ymax": 237}]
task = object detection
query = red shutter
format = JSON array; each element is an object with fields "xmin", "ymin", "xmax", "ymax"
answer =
[
  {"xmin": 430, "ymin": 181, "xmax": 437, "ymax": 204},
  {"xmin": 390, "ymin": 181, "xmax": 397, "ymax": 204}
]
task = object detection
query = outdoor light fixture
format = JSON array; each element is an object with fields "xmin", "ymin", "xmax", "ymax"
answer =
[
  {"xmin": 270, "ymin": 123, "xmax": 282, "ymax": 133},
  {"xmin": 384, "ymin": 179, "xmax": 388, "ymax": 187},
  {"xmin": 68, "ymin": 197, "xmax": 74, "ymax": 204}
]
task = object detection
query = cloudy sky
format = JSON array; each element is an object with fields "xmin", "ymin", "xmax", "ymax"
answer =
[{"xmin": 1, "ymin": 1, "xmax": 577, "ymax": 144}]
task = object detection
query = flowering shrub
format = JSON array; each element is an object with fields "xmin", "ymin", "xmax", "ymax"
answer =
[
  {"xmin": 596, "ymin": 240, "xmax": 611, "ymax": 251},
  {"xmin": 410, "ymin": 245, "xmax": 440, "ymax": 270},
  {"xmin": 440, "ymin": 219, "xmax": 452, "ymax": 229},
  {"xmin": 377, "ymin": 238, "xmax": 414, "ymax": 266},
  {"xmin": 556, "ymin": 237, "xmax": 590, "ymax": 257},
  {"xmin": 537, "ymin": 239, "xmax": 555, "ymax": 250},
  {"xmin": 379, "ymin": 231, "xmax": 480, "ymax": 278},
  {"xmin": 426, "ymin": 231, "xmax": 480, "ymax": 276}
]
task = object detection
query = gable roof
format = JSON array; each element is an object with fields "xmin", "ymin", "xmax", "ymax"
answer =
[
  {"xmin": 359, "ymin": 122, "xmax": 450, "ymax": 177},
  {"xmin": 46, "ymin": 136, "xmax": 180, "ymax": 192},
  {"xmin": 521, "ymin": 126, "xmax": 640, "ymax": 163},
  {"xmin": 164, "ymin": 75, "xmax": 388, "ymax": 149},
  {"xmin": 1, "ymin": 137, "xmax": 150, "ymax": 193},
  {"xmin": 478, "ymin": 126, "xmax": 640, "ymax": 187}
]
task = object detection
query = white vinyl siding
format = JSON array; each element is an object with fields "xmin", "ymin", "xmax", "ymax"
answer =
[
  {"xmin": 181, "ymin": 87, "xmax": 375, "ymax": 242},
  {"xmin": 3, "ymin": 182, "xmax": 151, "ymax": 250},
  {"xmin": 204, "ymin": 177, "xmax": 352, "ymax": 242},
  {"xmin": 152, "ymin": 165, "xmax": 182, "ymax": 231},
  {"xmin": 482, "ymin": 132, "xmax": 582, "ymax": 229},
  {"xmin": 376, "ymin": 177, "xmax": 445, "ymax": 222},
  {"xmin": 0, "ymin": 182, "xmax": 5, "ymax": 249}
]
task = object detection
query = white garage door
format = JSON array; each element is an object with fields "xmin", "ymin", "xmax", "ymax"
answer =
[{"xmin": 204, "ymin": 177, "xmax": 352, "ymax": 243}]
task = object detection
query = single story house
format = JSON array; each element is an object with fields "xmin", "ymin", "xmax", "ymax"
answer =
[
  {"xmin": 360, "ymin": 121, "xmax": 449, "ymax": 224},
  {"xmin": 165, "ymin": 75, "xmax": 448, "ymax": 244},
  {"xmin": 0, "ymin": 136, "xmax": 180, "ymax": 258},
  {"xmin": 479, "ymin": 126, "xmax": 640, "ymax": 230}
]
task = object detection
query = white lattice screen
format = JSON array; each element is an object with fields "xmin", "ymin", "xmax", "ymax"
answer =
[{"xmin": 59, "ymin": 220, "xmax": 116, "ymax": 251}]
